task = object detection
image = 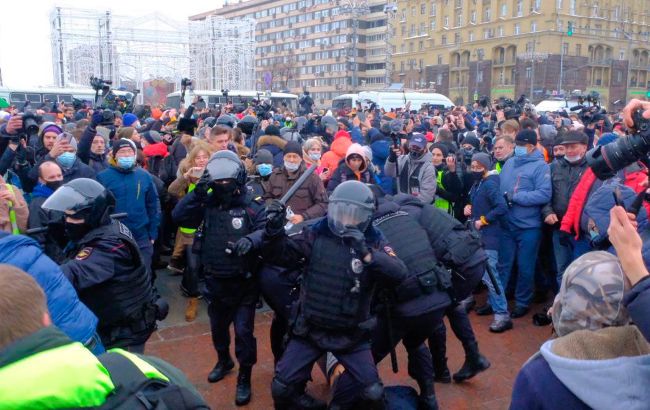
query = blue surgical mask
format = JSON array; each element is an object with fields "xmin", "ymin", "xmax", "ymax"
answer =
[
  {"xmin": 257, "ymin": 163, "xmax": 273, "ymax": 177},
  {"xmin": 309, "ymin": 152, "xmax": 321, "ymax": 161},
  {"xmin": 117, "ymin": 156, "xmax": 136, "ymax": 170},
  {"xmin": 514, "ymin": 146, "xmax": 528, "ymax": 157},
  {"xmin": 57, "ymin": 152, "xmax": 76, "ymax": 168},
  {"xmin": 284, "ymin": 161, "xmax": 300, "ymax": 172}
]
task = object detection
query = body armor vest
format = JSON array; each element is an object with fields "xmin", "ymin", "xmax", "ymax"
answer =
[
  {"xmin": 374, "ymin": 211, "xmax": 451, "ymax": 300},
  {"xmin": 73, "ymin": 221, "xmax": 155, "ymax": 340},
  {"xmin": 200, "ymin": 205, "xmax": 252, "ymax": 278},
  {"xmin": 301, "ymin": 235, "xmax": 365, "ymax": 330}
]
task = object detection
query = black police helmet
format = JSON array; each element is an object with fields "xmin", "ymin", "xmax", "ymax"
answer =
[
  {"xmin": 327, "ymin": 181, "xmax": 376, "ymax": 236},
  {"xmin": 41, "ymin": 178, "xmax": 115, "ymax": 228},
  {"xmin": 237, "ymin": 115, "xmax": 258, "ymax": 135},
  {"xmin": 205, "ymin": 150, "xmax": 247, "ymax": 187}
]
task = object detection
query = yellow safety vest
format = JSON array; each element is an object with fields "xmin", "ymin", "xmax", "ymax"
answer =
[
  {"xmin": 434, "ymin": 171, "xmax": 452, "ymax": 213},
  {"xmin": 4, "ymin": 184, "xmax": 20, "ymax": 234},
  {"xmin": 179, "ymin": 183, "xmax": 197, "ymax": 235}
]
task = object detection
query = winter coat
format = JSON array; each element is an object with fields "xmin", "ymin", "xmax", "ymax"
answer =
[
  {"xmin": 327, "ymin": 159, "xmax": 375, "ymax": 193},
  {"xmin": 541, "ymin": 157, "xmax": 588, "ymax": 221},
  {"xmin": 384, "ymin": 152, "xmax": 437, "ymax": 205},
  {"xmin": 468, "ymin": 173, "xmax": 507, "ymax": 250},
  {"xmin": 0, "ymin": 182, "xmax": 28, "ymax": 233},
  {"xmin": 0, "ymin": 233, "xmax": 98, "ymax": 345},
  {"xmin": 256, "ymin": 135, "xmax": 287, "ymax": 168},
  {"xmin": 434, "ymin": 164, "xmax": 463, "ymax": 207},
  {"xmin": 29, "ymin": 155, "xmax": 96, "ymax": 186},
  {"xmin": 97, "ymin": 166, "xmax": 161, "ymax": 242},
  {"xmin": 321, "ymin": 136, "xmax": 352, "ymax": 179},
  {"xmin": 511, "ymin": 326, "xmax": 650, "ymax": 410},
  {"xmin": 370, "ymin": 138, "xmax": 395, "ymax": 195},
  {"xmin": 499, "ymin": 150, "xmax": 551, "ymax": 230},
  {"xmin": 263, "ymin": 163, "xmax": 328, "ymax": 220},
  {"xmin": 624, "ymin": 276, "xmax": 650, "ymax": 342}
]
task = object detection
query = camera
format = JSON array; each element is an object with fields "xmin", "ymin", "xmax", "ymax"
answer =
[
  {"xmin": 21, "ymin": 113, "xmax": 42, "ymax": 136},
  {"xmin": 89, "ymin": 76, "xmax": 112, "ymax": 92},
  {"xmin": 181, "ymin": 78, "xmax": 193, "ymax": 88},
  {"xmin": 221, "ymin": 89, "xmax": 229, "ymax": 98},
  {"xmin": 586, "ymin": 110, "xmax": 650, "ymax": 180}
]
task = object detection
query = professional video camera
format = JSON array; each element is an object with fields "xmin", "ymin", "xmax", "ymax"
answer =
[
  {"xmin": 2, "ymin": 112, "xmax": 42, "ymax": 144},
  {"xmin": 251, "ymin": 98, "xmax": 272, "ymax": 120},
  {"xmin": 570, "ymin": 92, "xmax": 606, "ymax": 125},
  {"xmin": 181, "ymin": 78, "xmax": 193, "ymax": 88},
  {"xmin": 587, "ymin": 110, "xmax": 650, "ymax": 180},
  {"xmin": 90, "ymin": 76, "xmax": 112, "ymax": 92},
  {"xmin": 495, "ymin": 95, "xmax": 527, "ymax": 120}
]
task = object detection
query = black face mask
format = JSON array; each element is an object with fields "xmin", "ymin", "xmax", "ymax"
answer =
[
  {"xmin": 45, "ymin": 180, "xmax": 63, "ymax": 192},
  {"xmin": 209, "ymin": 182, "xmax": 238, "ymax": 206},
  {"xmin": 471, "ymin": 171, "xmax": 485, "ymax": 182},
  {"xmin": 65, "ymin": 222, "xmax": 90, "ymax": 242}
]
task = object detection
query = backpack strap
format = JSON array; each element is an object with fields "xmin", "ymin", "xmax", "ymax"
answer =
[{"xmin": 98, "ymin": 351, "xmax": 152, "ymax": 390}]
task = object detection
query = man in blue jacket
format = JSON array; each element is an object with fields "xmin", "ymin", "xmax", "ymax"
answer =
[
  {"xmin": 97, "ymin": 139, "xmax": 161, "ymax": 272},
  {"xmin": 0, "ymin": 232, "xmax": 102, "ymax": 353},
  {"xmin": 498, "ymin": 129, "xmax": 551, "ymax": 318}
]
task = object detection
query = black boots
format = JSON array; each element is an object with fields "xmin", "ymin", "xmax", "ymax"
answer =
[
  {"xmin": 207, "ymin": 350, "xmax": 234, "ymax": 383},
  {"xmin": 452, "ymin": 342, "xmax": 490, "ymax": 383},
  {"xmin": 235, "ymin": 366, "xmax": 252, "ymax": 406},
  {"xmin": 432, "ymin": 357, "xmax": 451, "ymax": 384},
  {"xmin": 417, "ymin": 379, "xmax": 439, "ymax": 410}
]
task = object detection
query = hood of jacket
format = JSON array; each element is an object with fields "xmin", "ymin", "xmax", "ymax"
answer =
[
  {"xmin": 513, "ymin": 148, "xmax": 545, "ymax": 167},
  {"xmin": 142, "ymin": 142, "xmax": 169, "ymax": 158},
  {"xmin": 256, "ymin": 135, "xmax": 287, "ymax": 151},
  {"xmin": 370, "ymin": 139, "xmax": 390, "ymax": 163},
  {"xmin": 330, "ymin": 136, "xmax": 352, "ymax": 157},
  {"xmin": 541, "ymin": 326, "xmax": 650, "ymax": 410},
  {"xmin": 345, "ymin": 143, "xmax": 368, "ymax": 173}
]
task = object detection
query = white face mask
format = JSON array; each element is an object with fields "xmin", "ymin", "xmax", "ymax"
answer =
[{"xmin": 565, "ymin": 154, "xmax": 583, "ymax": 163}]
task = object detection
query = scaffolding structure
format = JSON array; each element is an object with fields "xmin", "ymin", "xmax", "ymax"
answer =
[
  {"xmin": 188, "ymin": 16, "xmax": 256, "ymax": 91},
  {"xmin": 50, "ymin": 7, "xmax": 189, "ymax": 94}
]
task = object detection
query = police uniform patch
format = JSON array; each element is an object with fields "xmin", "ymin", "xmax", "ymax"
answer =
[
  {"xmin": 384, "ymin": 246, "xmax": 397, "ymax": 257},
  {"xmin": 351, "ymin": 258, "xmax": 363, "ymax": 273},
  {"xmin": 75, "ymin": 247, "xmax": 93, "ymax": 260},
  {"xmin": 232, "ymin": 217, "xmax": 243, "ymax": 229}
]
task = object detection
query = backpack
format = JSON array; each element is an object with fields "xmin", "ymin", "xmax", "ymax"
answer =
[{"xmin": 97, "ymin": 351, "xmax": 209, "ymax": 410}]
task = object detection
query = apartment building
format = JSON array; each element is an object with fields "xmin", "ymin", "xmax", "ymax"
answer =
[
  {"xmin": 191, "ymin": 0, "xmax": 392, "ymax": 106},
  {"xmin": 390, "ymin": 0, "xmax": 650, "ymax": 108}
]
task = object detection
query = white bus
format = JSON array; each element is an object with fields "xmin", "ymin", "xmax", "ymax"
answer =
[
  {"xmin": 0, "ymin": 86, "xmax": 133, "ymax": 108},
  {"xmin": 166, "ymin": 90, "xmax": 299, "ymax": 112},
  {"xmin": 332, "ymin": 91, "xmax": 454, "ymax": 111}
]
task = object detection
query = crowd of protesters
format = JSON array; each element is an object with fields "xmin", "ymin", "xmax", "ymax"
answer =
[{"xmin": 0, "ymin": 92, "xmax": 650, "ymax": 409}]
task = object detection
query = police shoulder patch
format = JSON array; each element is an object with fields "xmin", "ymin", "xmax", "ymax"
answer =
[
  {"xmin": 384, "ymin": 246, "xmax": 397, "ymax": 257},
  {"xmin": 75, "ymin": 247, "xmax": 93, "ymax": 260}
]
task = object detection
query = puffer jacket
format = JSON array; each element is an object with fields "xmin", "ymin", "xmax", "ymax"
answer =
[
  {"xmin": 321, "ymin": 136, "xmax": 352, "ymax": 179},
  {"xmin": 0, "ymin": 233, "xmax": 98, "ymax": 345},
  {"xmin": 384, "ymin": 151, "xmax": 438, "ymax": 204},
  {"xmin": 263, "ymin": 163, "xmax": 328, "ymax": 220},
  {"xmin": 256, "ymin": 135, "xmax": 287, "ymax": 168},
  {"xmin": 499, "ymin": 150, "xmax": 551, "ymax": 229}
]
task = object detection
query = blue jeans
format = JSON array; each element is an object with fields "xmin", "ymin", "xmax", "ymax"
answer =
[
  {"xmin": 483, "ymin": 250, "xmax": 508, "ymax": 315},
  {"xmin": 498, "ymin": 226, "xmax": 542, "ymax": 309},
  {"xmin": 552, "ymin": 230, "xmax": 591, "ymax": 289}
]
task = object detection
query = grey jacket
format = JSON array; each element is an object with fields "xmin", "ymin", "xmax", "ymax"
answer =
[{"xmin": 384, "ymin": 151, "xmax": 437, "ymax": 204}]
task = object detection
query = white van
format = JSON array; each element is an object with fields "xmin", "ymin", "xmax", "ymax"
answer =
[{"xmin": 332, "ymin": 91, "xmax": 454, "ymax": 111}]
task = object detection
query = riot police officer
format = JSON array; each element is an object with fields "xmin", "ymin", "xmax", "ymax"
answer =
[
  {"xmin": 172, "ymin": 150, "xmax": 265, "ymax": 406},
  {"xmin": 42, "ymin": 178, "xmax": 167, "ymax": 353},
  {"xmin": 241, "ymin": 180, "xmax": 407, "ymax": 410},
  {"xmin": 333, "ymin": 188, "xmax": 455, "ymax": 409}
]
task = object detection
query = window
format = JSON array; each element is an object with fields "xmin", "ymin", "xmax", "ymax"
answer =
[
  {"xmin": 469, "ymin": 31, "xmax": 475, "ymax": 41},
  {"xmin": 441, "ymin": 35, "xmax": 447, "ymax": 45},
  {"xmin": 483, "ymin": 7, "xmax": 491, "ymax": 22},
  {"xmin": 620, "ymin": 50, "xmax": 625, "ymax": 60},
  {"xmin": 409, "ymin": 42, "xmax": 414, "ymax": 52},
  {"xmin": 477, "ymin": 70, "xmax": 483, "ymax": 83},
  {"xmin": 421, "ymin": 3, "xmax": 426, "ymax": 15},
  {"xmin": 532, "ymin": 0, "xmax": 541, "ymax": 12},
  {"xmin": 401, "ymin": 10, "xmax": 406, "ymax": 21},
  {"xmin": 470, "ymin": 10, "xmax": 476, "ymax": 23},
  {"xmin": 616, "ymin": 71, "xmax": 622, "ymax": 82},
  {"xmin": 556, "ymin": 0, "xmax": 563, "ymax": 10},
  {"xmin": 455, "ymin": 33, "xmax": 461, "ymax": 44},
  {"xmin": 576, "ymin": 44, "xmax": 581, "ymax": 56},
  {"xmin": 531, "ymin": 21, "xmax": 537, "ymax": 32},
  {"xmin": 514, "ymin": 23, "xmax": 521, "ymax": 35},
  {"xmin": 419, "ymin": 41, "xmax": 424, "ymax": 51},
  {"xmin": 411, "ymin": 7, "xmax": 416, "ymax": 16},
  {"xmin": 498, "ymin": 26, "xmax": 504, "ymax": 37},
  {"xmin": 431, "ymin": 20, "xmax": 436, "ymax": 30},
  {"xmin": 401, "ymin": 25, "xmax": 407, "ymax": 35},
  {"xmin": 526, "ymin": 67, "xmax": 532, "ymax": 78},
  {"xmin": 401, "ymin": 61, "xmax": 405, "ymax": 72},
  {"xmin": 563, "ymin": 43, "xmax": 569, "ymax": 55},
  {"xmin": 456, "ymin": 13, "xmax": 463, "ymax": 27},
  {"xmin": 516, "ymin": 0, "xmax": 523, "ymax": 17},
  {"xmin": 569, "ymin": 0, "xmax": 576, "ymax": 15},
  {"xmin": 444, "ymin": 16, "xmax": 449, "ymax": 27},
  {"xmin": 438, "ymin": 55, "xmax": 443, "ymax": 64},
  {"xmin": 500, "ymin": 2, "xmax": 507, "ymax": 16},
  {"xmin": 420, "ymin": 22, "xmax": 427, "ymax": 35},
  {"xmin": 526, "ymin": 41, "xmax": 534, "ymax": 52}
]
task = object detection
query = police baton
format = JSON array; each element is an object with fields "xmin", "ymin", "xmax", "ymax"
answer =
[
  {"xmin": 378, "ymin": 290, "xmax": 399, "ymax": 373},
  {"xmin": 278, "ymin": 164, "xmax": 317, "ymax": 205}
]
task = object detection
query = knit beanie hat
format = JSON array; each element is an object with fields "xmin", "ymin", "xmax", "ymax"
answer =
[
  {"xmin": 122, "ymin": 113, "xmax": 138, "ymax": 127},
  {"xmin": 283, "ymin": 140, "xmax": 302, "ymax": 157},
  {"xmin": 112, "ymin": 138, "xmax": 137, "ymax": 157},
  {"xmin": 253, "ymin": 148, "xmax": 273, "ymax": 165},
  {"xmin": 461, "ymin": 133, "xmax": 481, "ymax": 150},
  {"xmin": 142, "ymin": 130, "xmax": 162, "ymax": 144},
  {"xmin": 265, "ymin": 125, "xmax": 281, "ymax": 137},
  {"xmin": 429, "ymin": 142, "xmax": 449, "ymax": 158},
  {"xmin": 551, "ymin": 251, "xmax": 630, "ymax": 337},
  {"xmin": 471, "ymin": 152, "xmax": 492, "ymax": 170}
]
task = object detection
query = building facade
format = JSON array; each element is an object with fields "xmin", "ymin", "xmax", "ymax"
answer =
[
  {"xmin": 391, "ymin": 0, "xmax": 650, "ymax": 109},
  {"xmin": 191, "ymin": 0, "xmax": 393, "ymax": 106}
]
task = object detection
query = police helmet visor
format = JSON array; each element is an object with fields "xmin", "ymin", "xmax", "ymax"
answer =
[
  {"xmin": 327, "ymin": 200, "xmax": 373, "ymax": 236},
  {"xmin": 205, "ymin": 158, "xmax": 241, "ymax": 181},
  {"xmin": 41, "ymin": 185, "xmax": 91, "ymax": 213}
]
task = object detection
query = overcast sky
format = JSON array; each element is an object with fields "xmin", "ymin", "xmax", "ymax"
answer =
[{"xmin": 0, "ymin": 0, "xmax": 223, "ymax": 87}]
